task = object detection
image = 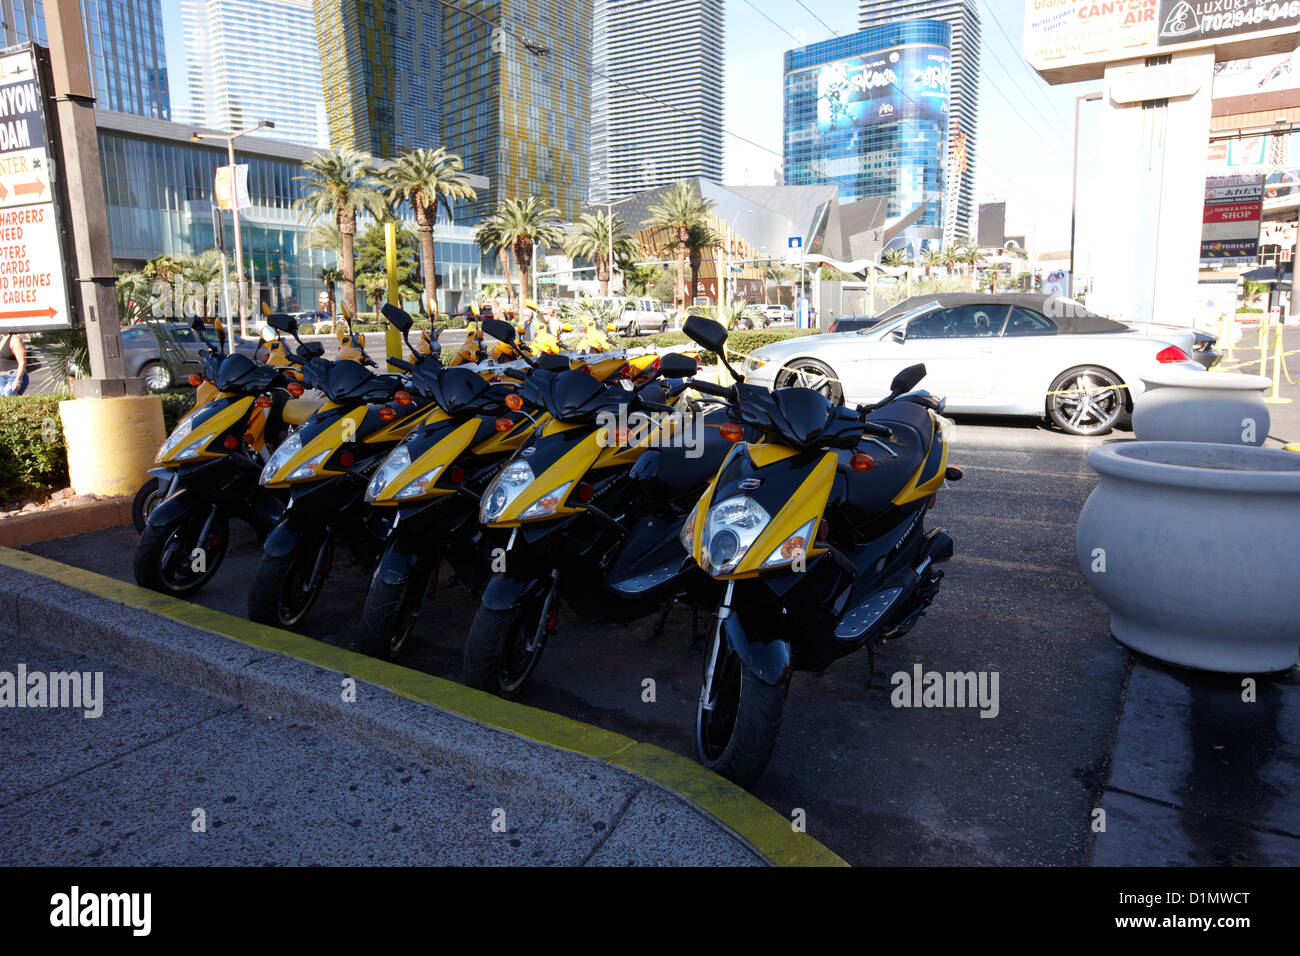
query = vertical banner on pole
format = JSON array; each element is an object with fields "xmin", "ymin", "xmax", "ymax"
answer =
[{"xmin": 385, "ymin": 222, "xmax": 400, "ymax": 371}]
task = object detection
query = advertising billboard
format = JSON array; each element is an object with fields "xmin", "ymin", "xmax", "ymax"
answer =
[
  {"xmin": 816, "ymin": 44, "xmax": 949, "ymax": 133},
  {"xmin": 1200, "ymin": 171, "xmax": 1265, "ymax": 263},
  {"xmin": 1026, "ymin": 0, "xmax": 1300, "ymax": 80}
]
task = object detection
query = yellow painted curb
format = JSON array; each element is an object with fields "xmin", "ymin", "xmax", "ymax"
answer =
[{"xmin": 0, "ymin": 546, "xmax": 846, "ymax": 867}]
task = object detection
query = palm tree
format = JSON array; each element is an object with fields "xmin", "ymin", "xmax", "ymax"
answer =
[
  {"xmin": 381, "ymin": 147, "xmax": 478, "ymax": 314},
  {"xmin": 645, "ymin": 181, "xmax": 716, "ymax": 311},
  {"xmin": 473, "ymin": 216, "xmax": 514, "ymax": 311},
  {"xmin": 564, "ymin": 213, "xmax": 638, "ymax": 295},
  {"xmin": 685, "ymin": 223, "xmax": 722, "ymax": 305},
  {"xmin": 295, "ymin": 148, "xmax": 388, "ymax": 316},
  {"xmin": 921, "ymin": 248, "xmax": 944, "ymax": 278},
  {"xmin": 941, "ymin": 245, "xmax": 958, "ymax": 278},
  {"xmin": 882, "ymin": 249, "xmax": 912, "ymax": 269},
  {"xmin": 959, "ymin": 245, "xmax": 984, "ymax": 291},
  {"xmin": 319, "ymin": 266, "xmax": 342, "ymax": 328},
  {"xmin": 493, "ymin": 197, "xmax": 565, "ymax": 313}
]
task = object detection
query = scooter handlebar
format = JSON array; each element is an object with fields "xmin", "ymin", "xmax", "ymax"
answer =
[{"xmin": 689, "ymin": 379, "xmax": 731, "ymax": 398}]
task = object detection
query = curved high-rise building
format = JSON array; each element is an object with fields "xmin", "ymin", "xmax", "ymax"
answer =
[
  {"xmin": 859, "ymin": 0, "xmax": 979, "ymax": 244},
  {"xmin": 589, "ymin": 0, "xmax": 724, "ymax": 204}
]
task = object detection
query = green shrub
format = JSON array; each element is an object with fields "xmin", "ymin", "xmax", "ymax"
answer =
[{"xmin": 0, "ymin": 395, "xmax": 69, "ymax": 501}]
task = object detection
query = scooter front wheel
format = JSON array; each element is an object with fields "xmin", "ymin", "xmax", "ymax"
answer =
[
  {"xmin": 132, "ymin": 477, "xmax": 166, "ymax": 533},
  {"xmin": 463, "ymin": 597, "xmax": 547, "ymax": 700},
  {"xmin": 247, "ymin": 535, "xmax": 332, "ymax": 629},
  {"xmin": 133, "ymin": 505, "xmax": 229, "ymax": 597},
  {"xmin": 694, "ymin": 632, "xmax": 788, "ymax": 789},
  {"xmin": 357, "ymin": 558, "xmax": 437, "ymax": 661}
]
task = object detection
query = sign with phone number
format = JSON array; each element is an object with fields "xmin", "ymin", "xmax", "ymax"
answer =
[{"xmin": 1157, "ymin": 0, "xmax": 1300, "ymax": 45}]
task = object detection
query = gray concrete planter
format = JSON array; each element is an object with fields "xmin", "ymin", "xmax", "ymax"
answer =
[
  {"xmin": 1133, "ymin": 369, "xmax": 1270, "ymax": 445},
  {"xmin": 1076, "ymin": 442, "xmax": 1300, "ymax": 673}
]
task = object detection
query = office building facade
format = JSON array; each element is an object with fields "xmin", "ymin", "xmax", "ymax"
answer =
[
  {"xmin": 859, "ymin": 0, "xmax": 978, "ymax": 243},
  {"xmin": 784, "ymin": 22, "xmax": 950, "ymax": 251},
  {"xmin": 589, "ymin": 0, "xmax": 724, "ymax": 203},
  {"xmin": 3, "ymin": 0, "xmax": 170, "ymax": 118},
  {"xmin": 314, "ymin": 0, "xmax": 443, "ymax": 158},
  {"xmin": 180, "ymin": 0, "xmax": 327, "ymax": 148},
  {"xmin": 441, "ymin": 0, "xmax": 592, "ymax": 222}
]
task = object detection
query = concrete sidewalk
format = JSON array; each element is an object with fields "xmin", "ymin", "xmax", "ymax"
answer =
[{"xmin": 0, "ymin": 552, "xmax": 840, "ymax": 866}]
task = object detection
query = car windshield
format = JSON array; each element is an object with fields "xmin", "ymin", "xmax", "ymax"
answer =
[{"xmin": 864, "ymin": 300, "xmax": 942, "ymax": 335}]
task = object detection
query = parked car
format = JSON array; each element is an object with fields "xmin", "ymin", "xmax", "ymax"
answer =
[
  {"xmin": 292, "ymin": 310, "xmax": 332, "ymax": 331},
  {"xmin": 764, "ymin": 303, "xmax": 793, "ymax": 322},
  {"xmin": 122, "ymin": 321, "xmax": 260, "ymax": 391},
  {"xmin": 827, "ymin": 316, "xmax": 881, "ymax": 334},
  {"xmin": 736, "ymin": 293, "xmax": 1209, "ymax": 436},
  {"xmin": 607, "ymin": 297, "xmax": 671, "ymax": 335}
]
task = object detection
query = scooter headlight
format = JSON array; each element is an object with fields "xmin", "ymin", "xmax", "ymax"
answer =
[
  {"xmin": 157, "ymin": 415, "xmax": 195, "ymax": 461},
  {"xmin": 520, "ymin": 482, "xmax": 571, "ymax": 519},
  {"xmin": 680, "ymin": 499, "xmax": 701, "ymax": 555},
  {"xmin": 366, "ymin": 446, "xmax": 412, "ymax": 501},
  {"xmin": 761, "ymin": 518, "xmax": 817, "ymax": 569},
  {"xmin": 701, "ymin": 496, "xmax": 771, "ymax": 575},
  {"xmin": 261, "ymin": 432, "xmax": 301, "ymax": 483},
  {"xmin": 288, "ymin": 449, "xmax": 332, "ymax": 482},
  {"xmin": 395, "ymin": 466, "xmax": 442, "ymax": 500},
  {"xmin": 480, "ymin": 459, "xmax": 534, "ymax": 523}
]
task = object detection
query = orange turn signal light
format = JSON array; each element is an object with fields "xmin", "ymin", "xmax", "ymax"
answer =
[
  {"xmin": 255, "ymin": 395, "xmax": 272, "ymax": 408},
  {"xmin": 188, "ymin": 373, "xmax": 203, "ymax": 387},
  {"xmin": 850, "ymin": 453, "xmax": 874, "ymax": 471},
  {"xmin": 378, "ymin": 406, "xmax": 398, "ymax": 421},
  {"xmin": 494, "ymin": 417, "xmax": 513, "ymax": 432},
  {"xmin": 719, "ymin": 423, "xmax": 744, "ymax": 443},
  {"xmin": 222, "ymin": 435, "xmax": 239, "ymax": 450},
  {"xmin": 505, "ymin": 393, "xmax": 523, "ymax": 411},
  {"xmin": 286, "ymin": 381, "xmax": 304, "ymax": 397},
  {"xmin": 394, "ymin": 390, "xmax": 413, "ymax": 406}
]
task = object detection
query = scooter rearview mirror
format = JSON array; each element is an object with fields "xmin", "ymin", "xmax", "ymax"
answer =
[
  {"xmin": 657, "ymin": 352, "xmax": 698, "ymax": 380},
  {"xmin": 889, "ymin": 363, "xmax": 927, "ymax": 395},
  {"xmin": 381, "ymin": 302, "xmax": 413, "ymax": 333},
  {"xmin": 267, "ymin": 312, "xmax": 298, "ymax": 335},
  {"xmin": 481, "ymin": 318, "xmax": 517, "ymax": 344},
  {"xmin": 683, "ymin": 315, "xmax": 727, "ymax": 353}
]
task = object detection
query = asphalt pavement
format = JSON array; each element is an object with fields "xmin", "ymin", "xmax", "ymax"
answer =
[{"xmin": 12, "ymin": 327, "xmax": 1300, "ymax": 866}]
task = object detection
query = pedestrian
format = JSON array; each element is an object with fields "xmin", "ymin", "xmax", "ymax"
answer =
[{"xmin": 0, "ymin": 331, "xmax": 28, "ymax": 396}]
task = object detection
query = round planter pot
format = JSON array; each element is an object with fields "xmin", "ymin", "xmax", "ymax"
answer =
[
  {"xmin": 1076, "ymin": 442, "xmax": 1300, "ymax": 673},
  {"xmin": 1133, "ymin": 369, "xmax": 1270, "ymax": 445}
]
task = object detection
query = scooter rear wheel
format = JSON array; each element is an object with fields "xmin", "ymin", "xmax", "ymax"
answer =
[
  {"xmin": 694, "ymin": 635, "xmax": 787, "ymax": 789},
  {"xmin": 463, "ymin": 597, "xmax": 546, "ymax": 700}
]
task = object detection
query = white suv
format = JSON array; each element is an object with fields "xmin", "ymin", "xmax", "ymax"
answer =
[{"xmin": 610, "ymin": 297, "xmax": 671, "ymax": 335}]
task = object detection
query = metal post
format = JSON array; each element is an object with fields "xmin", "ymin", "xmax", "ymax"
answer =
[
  {"xmin": 385, "ymin": 222, "xmax": 400, "ymax": 371},
  {"xmin": 1070, "ymin": 92, "xmax": 1102, "ymax": 299},
  {"xmin": 227, "ymin": 137, "xmax": 248, "ymax": 338},
  {"xmin": 45, "ymin": 6, "xmax": 138, "ymax": 396},
  {"xmin": 213, "ymin": 205, "xmax": 234, "ymax": 354}
]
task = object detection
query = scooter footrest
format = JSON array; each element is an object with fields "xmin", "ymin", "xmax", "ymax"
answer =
[
  {"xmin": 608, "ymin": 558, "xmax": 682, "ymax": 595},
  {"xmin": 834, "ymin": 586, "xmax": 904, "ymax": 641}
]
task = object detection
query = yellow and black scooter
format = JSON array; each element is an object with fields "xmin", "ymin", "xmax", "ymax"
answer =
[
  {"xmin": 248, "ymin": 312, "xmax": 430, "ymax": 629},
  {"xmin": 463, "ymin": 321, "xmax": 739, "ymax": 699},
  {"xmin": 678, "ymin": 316, "xmax": 962, "ymax": 787},
  {"xmin": 133, "ymin": 316, "xmax": 314, "ymax": 596}
]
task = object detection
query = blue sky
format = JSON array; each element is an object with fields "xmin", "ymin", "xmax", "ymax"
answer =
[{"xmin": 159, "ymin": 0, "xmax": 1098, "ymax": 250}]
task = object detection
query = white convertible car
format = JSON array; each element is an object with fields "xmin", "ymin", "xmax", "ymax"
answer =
[{"xmin": 739, "ymin": 294, "xmax": 1213, "ymax": 436}]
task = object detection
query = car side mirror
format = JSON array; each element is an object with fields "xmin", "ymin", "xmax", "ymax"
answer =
[
  {"xmin": 658, "ymin": 353, "xmax": 698, "ymax": 379},
  {"xmin": 381, "ymin": 302, "xmax": 412, "ymax": 333},
  {"xmin": 267, "ymin": 312, "xmax": 297, "ymax": 334},
  {"xmin": 482, "ymin": 317, "xmax": 517, "ymax": 344},
  {"xmin": 683, "ymin": 315, "xmax": 727, "ymax": 353},
  {"xmin": 890, "ymin": 363, "xmax": 926, "ymax": 395},
  {"xmin": 891, "ymin": 327, "xmax": 906, "ymax": 343}
]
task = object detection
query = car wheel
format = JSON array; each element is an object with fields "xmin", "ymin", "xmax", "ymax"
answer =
[
  {"xmin": 141, "ymin": 361, "xmax": 171, "ymax": 391},
  {"xmin": 1047, "ymin": 365, "xmax": 1126, "ymax": 436},
  {"xmin": 777, "ymin": 358, "xmax": 843, "ymax": 405}
]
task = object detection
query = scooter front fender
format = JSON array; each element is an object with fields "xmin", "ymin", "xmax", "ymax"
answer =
[
  {"xmin": 145, "ymin": 486, "xmax": 206, "ymax": 530},
  {"xmin": 722, "ymin": 608, "xmax": 791, "ymax": 686},
  {"xmin": 480, "ymin": 569, "xmax": 550, "ymax": 613},
  {"xmin": 262, "ymin": 513, "xmax": 322, "ymax": 559},
  {"xmin": 373, "ymin": 537, "xmax": 438, "ymax": 588}
]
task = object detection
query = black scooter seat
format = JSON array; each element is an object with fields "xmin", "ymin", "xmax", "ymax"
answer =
[{"xmin": 836, "ymin": 404, "xmax": 932, "ymax": 524}]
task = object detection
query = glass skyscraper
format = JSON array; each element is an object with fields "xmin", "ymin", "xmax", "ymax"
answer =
[
  {"xmin": 589, "ymin": 0, "xmax": 723, "ymax": 204},
  {"xmin": 2, "ymin": 0, "xmax": 169, "ymax": 118},
  {"xmin": 441, "ymin": 0, "xmax": 592, "ymax": 222},
  {"xmin": 784, "ymin": 22, "xmax": 950, "ymax": 238},
  {"xmin": 180, "ymin": 0, "xmax": 327, "ymax": 148},
  {"xmin": 314, "ymin": 0, "xmax": 443, "ymax": 158},
  {"xmin": 859, "ymin": 0, "xmax": 979, "ymax": 244}
]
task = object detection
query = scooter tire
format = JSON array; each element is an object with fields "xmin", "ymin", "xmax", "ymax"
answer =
[
  {"xmin": 694, "ymin": 643, "xmax": 788, "ymax": 789},
  {"xmin": 132, "ymin": 477, "xmax": 163, "ymax": 534},
  {"xmin": 463, "ymin": 600, "xmax": 545, "ymax": 700},
  {"xmin": 133, "ymin": 508, "xmax": 229, "ymax": 597},
  {"xmin": 247, "ymin": 541, "xmax": 328, "ymax": 630},
  {"xmin": 357, "ymin": 562, "xmax": 434, "ymax": 661}
]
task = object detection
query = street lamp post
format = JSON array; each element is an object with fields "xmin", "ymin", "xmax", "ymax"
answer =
[
  {"xmin": 1069, "ymin": 92, "xmax": 1102, "ymax": 298},
  {"xmin": 723, "ymin": 209, "xmax": 752, "ymax": 306},
  {"xmin": 190, "ymin": 121, "xmax": 275, "ymax": 339},
  {"xmin": 597, "ymin": 196, "xmax": 635, "ymax": 296}
]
